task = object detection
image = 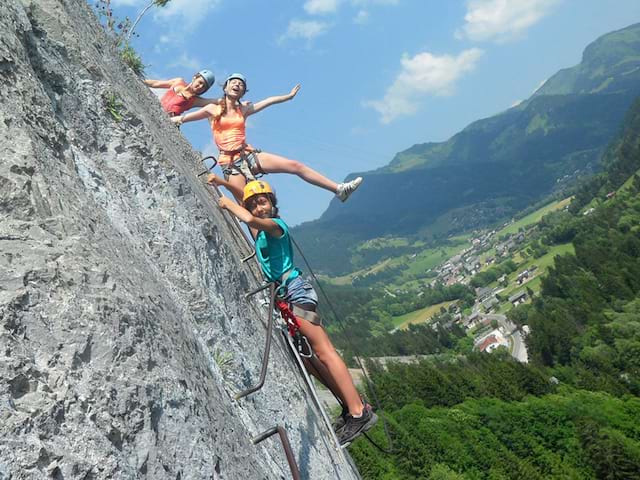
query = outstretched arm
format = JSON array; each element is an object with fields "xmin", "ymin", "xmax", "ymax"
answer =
[
  {"xmin": 218, "ymin": 197, "xmax": 283, "ymax": 237},
  {"xmin": 245, "ymin": 84, "xmax": 300, "ymax": 116},
  {"xmin": 207, "ymin": 173, "xmax": 244, "ymax": 199},
  {"xmin": 144, "ymin": 78, "xmax": 183, "ymax": 89},
  {"xmin": 172, "ymin": 104, "xmax": 217, "ymax": 125},
  {"xmin": 192, "ymin": 97, "xmax": 223, "ymax": 108}
]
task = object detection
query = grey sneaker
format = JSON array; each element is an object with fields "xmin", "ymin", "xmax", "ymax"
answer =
[
  {"xmin": 336, "ymin": 177, "xmax": 363, "ymax": 202},
  {"xmin": 333, "ymin": 400, "xmax": 371, "ymax": 433},
  {"xmin": 337, "ymin": 405, "xmax": 378, "ymax": 446}
]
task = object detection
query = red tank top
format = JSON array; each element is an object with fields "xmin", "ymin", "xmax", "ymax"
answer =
[{"xmin": 160, "ymin": 80, "xmax": 196, "ymax": 116}]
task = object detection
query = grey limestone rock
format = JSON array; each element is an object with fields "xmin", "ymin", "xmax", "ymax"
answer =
[{"xmin": 0, "ymin": 0, "xmax": 361, "ymax": 478}]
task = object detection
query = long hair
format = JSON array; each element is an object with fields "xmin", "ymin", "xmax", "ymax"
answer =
[
  {"xmin": 213, "ymin": 93, "xmax": 243, "ymax": 122},
  {"xmin": 214, "ymin": 79, "xmax": 245, "ymax": 121}
]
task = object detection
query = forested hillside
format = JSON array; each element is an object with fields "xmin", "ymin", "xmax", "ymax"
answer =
[
  {"xmin": 347, "ymin": 96, "xmax": 640, "ymax": 479},
  {"xmin": 294, "ymin": 23, "xmax": 640, "ymax": 275}
]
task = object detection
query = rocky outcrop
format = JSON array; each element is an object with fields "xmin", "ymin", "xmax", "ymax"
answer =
[{"xmin": 0, "ymin": 0, "xmax": 360, "ymax": 478}]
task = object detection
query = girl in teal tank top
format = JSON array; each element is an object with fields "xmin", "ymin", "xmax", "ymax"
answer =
[{"xmin": 210, "ymin": 176, "xmax": 378, "ymax": 445}]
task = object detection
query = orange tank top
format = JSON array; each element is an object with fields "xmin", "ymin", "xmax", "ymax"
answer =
[{"xmin": 212, "ymin": 107, "xmax": 248, "ymax": 165}]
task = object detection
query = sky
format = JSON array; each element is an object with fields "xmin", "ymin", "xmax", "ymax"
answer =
[{"xmin": 105, "ymin": 0, "xmax": 640, "ymax": 225}]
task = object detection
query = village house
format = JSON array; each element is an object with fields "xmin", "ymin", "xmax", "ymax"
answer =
[
  {"xmin": 475, "ymin": 286, "xmax": 494, "ymax": 303},
  {"xmin": 516, "ymin": 270, "xmax": 530, "ymax": 285},
  {"xmin": 475, "ymin": 329, "xmax": 510, "ymax": 353},
  {"xmin": 463, "ymin": 311, "xmax": 481, "ymax": 329},
  {"xmin": 509, "ymin": 291, "xmax": 528, "ymax": 306},
  {"xmin": 482, "ymin": 296, "xmax": 499, "ymax": 312}
]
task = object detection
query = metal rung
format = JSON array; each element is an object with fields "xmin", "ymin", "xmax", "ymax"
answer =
[
  {"xmin": 252, "ymin": 426, "xmax": 300, "ymax": 480},
  {"xmin": 241, "ymin": 251, "xmax": 256, "ymax": 263},
  {"xmin": 245, "ymin": 282, "xmax": 271, "ymax": 299},
  {"xmin": 235, "ymin": 284, "xmax": 276, "ymax": 400}
]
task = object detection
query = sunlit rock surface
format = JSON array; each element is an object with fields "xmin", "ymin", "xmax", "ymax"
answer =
[{"xmin": 0, "ymin": 1, "xmax": 360, "ymax": 478}]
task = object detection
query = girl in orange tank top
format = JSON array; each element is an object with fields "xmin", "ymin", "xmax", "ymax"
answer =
[{"xmin": 173, "ymin": 73, "xmax": 363, "ymax": 204}]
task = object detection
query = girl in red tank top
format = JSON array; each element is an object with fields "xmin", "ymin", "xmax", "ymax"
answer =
[
  {"xmin": 144, "ymin": 70, "xmax": 218, "ymax": 117},
  {"xmin": 172, "ymin": 73, "xmax": 363, "ymax": 204}
]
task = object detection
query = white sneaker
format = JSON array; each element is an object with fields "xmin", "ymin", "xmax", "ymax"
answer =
[{"xmin": 336, "ymin": 177, "xmax": 363, "ymax": 202}]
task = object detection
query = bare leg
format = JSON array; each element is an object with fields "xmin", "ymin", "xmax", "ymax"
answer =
[
  {"xmin": 224, "ymin": 173, "xmax": 247, "ymax": 204},
  {"xmin": 303, "ymin": 355, "xmax": 346, "ymax": 405},
  {"xmin": 297, "ymin": 318, "xmax": 363, "ymax": 416},
  {"xmin": 256, "ymin": 152, "xmax": 338, "ymax": 193}
]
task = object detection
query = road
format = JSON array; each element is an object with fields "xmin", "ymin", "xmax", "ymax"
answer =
[{"xmin": 510, "ymin": 329, "xmax": 528, "ymax": 363}]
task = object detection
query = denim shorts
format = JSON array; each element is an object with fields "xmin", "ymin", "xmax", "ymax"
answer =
[
  {"xmin": 281, "ymin": 276, "xmax": 318, "ymax": 309},
  {"xmin": 222, "ymin": 151, "xmax": 260, "ymax": 177}
]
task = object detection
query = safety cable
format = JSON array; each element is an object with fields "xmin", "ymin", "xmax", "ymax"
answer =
[
  {"xmin": 198, "ymin": 155, "xmax": 395, "ymax": 454},
  {"xmin": 289, "ymin": 236, "xmax": 396, "ymax": 455}
]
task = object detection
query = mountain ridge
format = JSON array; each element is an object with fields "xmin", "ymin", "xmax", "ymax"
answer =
[{"xmin": 294, "ymin": 22, "xmax": 640, "ymax": 276}]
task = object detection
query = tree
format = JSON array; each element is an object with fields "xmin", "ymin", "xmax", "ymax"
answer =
[{"xmin": 127, "ymin": 0, "xmax": 172, "ymax": 41}]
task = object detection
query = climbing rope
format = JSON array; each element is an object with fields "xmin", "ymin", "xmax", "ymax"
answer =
[
  {"xmin": 289, "ymin": 236, "xmax": 396, "ymax": 454},
  {"xmin": 198, "ymin": 155, "xmax": 395, "ymax": 454}
]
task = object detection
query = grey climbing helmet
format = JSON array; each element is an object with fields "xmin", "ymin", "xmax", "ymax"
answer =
[
  {"xmin": 196, "ymin": 69, "xmax": 215, "ymax": 92},
  {"xmin": 224, "ymin": 73, "xmax": 247, "ymax": 89}
]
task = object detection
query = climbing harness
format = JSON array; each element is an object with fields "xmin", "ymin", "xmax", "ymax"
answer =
[
  {"xmin": 276, "ymin": 300, "xmax": 313, "ymax": 358},
  {"xmin": 219, "ymin": 146, "xmax": 264, "ymax": 182},
  {"xmin": 240, "ymin": 281, "xmax": 345, "ymax": 457},
  {"xmin": 197, "ymin": 154, "xmax": 393, "ymax": 465},
  {"xmin": 289, "ymin": 236, "xmax": 397, "ymax": 455},
  {"xmin": 202, "ymin": 203, "xmax": 306, "ymax": 477}
]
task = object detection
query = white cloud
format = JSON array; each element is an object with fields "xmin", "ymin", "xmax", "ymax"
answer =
[
  {"xmin": 352, "ymin": 0, "xmax": 399, "ymax": 5},
  {"xmin": 304, "ymin": 0, "xmax": 341, "ymax": 15},
  {"xmin": 279, "ymin": 19, "xmax": 331, "ymax": 43},
  {"xmin": 302, "ymin": 0, "xmax": 399, "ymax": 21},
  {"xmin": 456, "ymin": 0, "xmax": 560, "ymax": 43},
  {"xmin": 154, "ymin": 0, "xmax": 222, "ymax": 27},
  {"xmin": 167, "ymin": 52, "xmax": 202, "ymax": 71},
  {"xmin": 365, "ymin": 48, "xmax": 484, "ymax": 124},
  {"xmin": 353, "ymin": 9, "xmax": 370, "ymax": 24}
]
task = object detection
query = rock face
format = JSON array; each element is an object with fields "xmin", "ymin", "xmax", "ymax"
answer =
[{"xmin": 0, "ymin": 1, "xmax": 360, "ymax": 478}]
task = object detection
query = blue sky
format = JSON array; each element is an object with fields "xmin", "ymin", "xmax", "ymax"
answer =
[{"xmin": 106, "ymin": 0, "xmax": 640, "ymax": 225}]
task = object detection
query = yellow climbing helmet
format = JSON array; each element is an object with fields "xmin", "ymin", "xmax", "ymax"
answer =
[{"xmin": 243, "ymin": 180, "xmax": 273, "ymax": 202}]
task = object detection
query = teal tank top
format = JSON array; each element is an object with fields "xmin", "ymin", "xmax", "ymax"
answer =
[{"xmin": 255, "ymin": 218, "xmax": 300, "ymax": 283}]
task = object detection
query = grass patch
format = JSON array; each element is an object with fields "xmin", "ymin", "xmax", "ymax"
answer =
[
  {"xmin": 403, "ymin": 246, "xmax": 464, "ymax": 277},
  {"xmin": 499, "ymin": 242, "xmax": 575, "ymax": 300},
  {"xmin": 103, "ymin": 92, "xmax": 123, "ymax": 122},
  {"xmin": 498, "ymin": 197, "xmax": 573, "ymax": 236},
  {"xmin": 121, "ymin": 44, "xmax": 146, "ymax": 76},
  {"xmin": 356, "ymin": 237, "xmax": 414, "ymax": 251},
  {"xmin": 392, "ymin": 300, "xmax": 456, "ymax": 330}
]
